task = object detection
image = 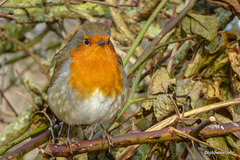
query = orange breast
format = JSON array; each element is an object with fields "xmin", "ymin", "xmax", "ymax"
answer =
[{"xmin": 68, "ymin": 37, "xmax": 123, "ymax": 99}]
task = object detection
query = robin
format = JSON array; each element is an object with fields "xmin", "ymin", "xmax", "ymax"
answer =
[{"xmin": 47, "ymin": 22, "xmax": 128, "ymax": 142}]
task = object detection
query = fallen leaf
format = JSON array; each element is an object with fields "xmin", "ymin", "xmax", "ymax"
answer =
[
  {"xmin": 208, "ymin": 0, "xmax": 240, "ymax": 19},
  {"xmin": 176, "ymin": 78, "xmax": 196, "ymax": 104},
  {"xmin": 153, "ymin": 95, "xmax": 175, "ymax": 121},
  {"xmin": 182, "ymin": 13, "xmax": 218, "ymax": 43},
  {"xmin": 227, "ymin": 48, "xmax": 240, "ymax": 77},
  {"xmin": 149, "ymin": 67, "xmax": 173, "ymax": 94}
]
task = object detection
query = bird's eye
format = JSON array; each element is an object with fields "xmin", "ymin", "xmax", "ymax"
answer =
[{"xmin": 84, "ymin": 38, "xmax": 90, "ymax": 45}]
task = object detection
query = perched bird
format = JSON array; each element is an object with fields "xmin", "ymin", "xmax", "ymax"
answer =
[{"xmin": 48, "ymin": 22, "xmax": 128, "ymax": 139}]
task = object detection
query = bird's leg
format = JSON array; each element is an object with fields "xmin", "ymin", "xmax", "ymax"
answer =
[
  {"xmin": 65, "ymin": 124, "xmax": 73, "ymax": 155},
  {"xmin": 41, "ymin": 109, "xmax": 56, "ymax": 143},
  {"xmin": 88, "ymin": 125, "xmax": 95, "ymax": 140},
  {"xmin": 100, "ymin": 123, "xmax": 113, "ymax": 152},
  {"xmin": 50, "ymin": 124, "xmax": 55, "ymax": 143},
  {"xmin": 57, "ymin": 122, "xmax": 64, "ymax": 138}
]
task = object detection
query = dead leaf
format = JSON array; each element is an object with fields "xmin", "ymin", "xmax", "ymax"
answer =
[
  {"xmin": 141, "ymin": 99, "xmax": 156, "ymax": 111},
  {"xmin": 31, "ymin": 111, "xmax": 50, "ymax": 132},
  {"xmin": 149, "ymin": 67, "xmax": 174, "ymax": 94},
  {"xmin": 182, "ymin": 13, "xmax": 218, "ymax": 43},
  {"xmin": 176, "ymin": 78, "xmax": 196, "ymax": 104},
  {"xmin": 153, "ymin": 95, "xmax": 175, "ymax": 121},
  {"xmin": 227, "ymin": 48, "xmax": 240, "ymax": 77},
  {"xmin": 188, "ymin": 81, "xmax": 204, "ymax": 109},
  {"xmin": 231, "ymin": 74, "xmax": 240, "ymax": 96},
  {"xmin": 203, "ymin": 81, "xmax": 222, "ymax": 100},
  {"xmin": 208, "ymin": 0, "xmax": 240, "ymax": 19}
]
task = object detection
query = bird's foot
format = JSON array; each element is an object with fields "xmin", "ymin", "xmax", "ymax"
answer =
[{"xmin": 101, "ymin": 124, "xmax": 114, "ymax": 152}]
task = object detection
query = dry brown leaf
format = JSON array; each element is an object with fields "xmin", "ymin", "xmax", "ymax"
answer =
[
  {"xmin": 208, "ymin": 0, "xmax": 240, "ymax": 19},
  {"xmin": 141, "ymin": 99, "xmax": 156, "ymax": 112},
  {"xmin": 148, "ymin": 67, "xmax": 172, "ymax": 95},
  {"xmin": 228, "ymin": 48, "xmax": 240, "ymax": 77},
  {"xmin": 203, "ymin": 82, "xmax": 222, "ymax": 100},
  {"xmin": 176, "ymin": 78, "xmax": 196, "ymax": 104},
  {"xmin": 153, "ymin": 95, "xmax": 175, "ymax": 121},
  {"xmin": 188, "ymin": 81, "xmax": 204, "ymax": 109}
]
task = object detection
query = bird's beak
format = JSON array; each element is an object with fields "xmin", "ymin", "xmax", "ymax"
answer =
[{"xmin": 98, "ymin": 40, "xmax": 106, "ymax": 46}]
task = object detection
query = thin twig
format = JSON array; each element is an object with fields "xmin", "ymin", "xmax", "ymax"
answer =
[
  {"xmin": 81, "ymin": 0, "xmax": 138, "ymax": 8},
  {"xmin": 60, "ymin": 21, "xmax": 81, "ymax": 48},
  {"xmin": 1, "ymin": 33, "xmax": 50, "ymax": 80},
  {"xmin": 0, "ymin": 125, "xmax": 61, "ymax": 160},
  {"xmin": 0, "ymin": 0, "xmax": 9, "ymax": 6},
  {"xmin": 106, "ymin": 0, "xmax": 134, "ymax": 40},
  {"xmin": 138, "ymin": 35, "xmax": 196, "ymax": 89},
  {"xmin": 179, "ymin": 116, "xmax": 217, "ymax": 159},
  {"xmin": 109, "ymin": 110, "xmax": 141, "ymax": 132},
  {"xmin": 65, "ymin": 0, "xmax": 96, "ymax": 22},
  {"xmin": 0, "ymin": 13, "xmax": 18, "ymax": 20},
  {"xmin": 15, "ymin": 91, "xmax": 39, "ymax": 111},
  {"xmin": 171, "ymin": 127, "xmax": 240, "ymax": 158},
  {"xmin": 58, "ymin": 21, "xmax": 67, "ymax": 39},
  {"xmin": 0, "ymin": 90, "xmax": 18, "ymax": 117},
  {"xmin": 190, "ymin": 116, "xmax": 216, "ymax": 136},
  {"xmin": 167, "ymin": 42, "xmax": 180, "ymax": 73}
]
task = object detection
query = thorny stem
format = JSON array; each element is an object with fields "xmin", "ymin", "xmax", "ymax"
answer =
[
  {"xmin": 119, "ymin": 98, "xmax": 240, "ymax": 158},
  {"xmin": 179, "ymin": 116, "xmax": 217, "ymax": 159},
  {"xmin": 40, "ymin": 121, "xmax": 240, "ymax": 158}
]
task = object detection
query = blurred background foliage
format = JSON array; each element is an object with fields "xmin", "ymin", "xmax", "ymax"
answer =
[{"xmin": 1, "ymin": 0, "xmax": 240, "ymax": 159}]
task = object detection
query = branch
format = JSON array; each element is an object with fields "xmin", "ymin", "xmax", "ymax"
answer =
[
  {"xmin": 171, "ymin": 127, "xmax": 240, "ymax": 158},
  {"xmin": 41, "ymin": 121, "xmax": 240, "ymax": 158},
  {"xmin": 0, "ymin": 125, "xmax": 61, "ymax": 160},
  {"xmin": 118, "ymin": 98, "xmax": 240, "ymax": 159},
  {"xmin": 0, "ymin": 13, "xmax": 18, "ymax": 20},
  {"xmin": 0, "ymin": 90, "xmax": 18, "ymax": 117}
]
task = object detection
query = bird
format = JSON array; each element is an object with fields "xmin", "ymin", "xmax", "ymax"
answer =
[{"xmin": 47, "ymin": 22, "xmax": 128, "ymax": 143}]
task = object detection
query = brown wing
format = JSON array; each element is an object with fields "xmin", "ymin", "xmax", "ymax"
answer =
[
  {"xmin": 49, "ymin": 46, "xmax": 70, "ymax": 87},
  {"xmin": 109, "ymin": 40, "xmax": 123, "ymax": 66},
  {"xmin": 116, "ymin": 53, "xmax": 123, "ymax": 66}
]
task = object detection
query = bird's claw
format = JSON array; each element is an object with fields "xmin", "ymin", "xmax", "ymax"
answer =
[
  {"xmin": 65, "ymin": 138, "xmax": 73, "ymax": 155},
  {"xmin": 102, "ymin": 129, "xmax": 114, "ymax": 153}
]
